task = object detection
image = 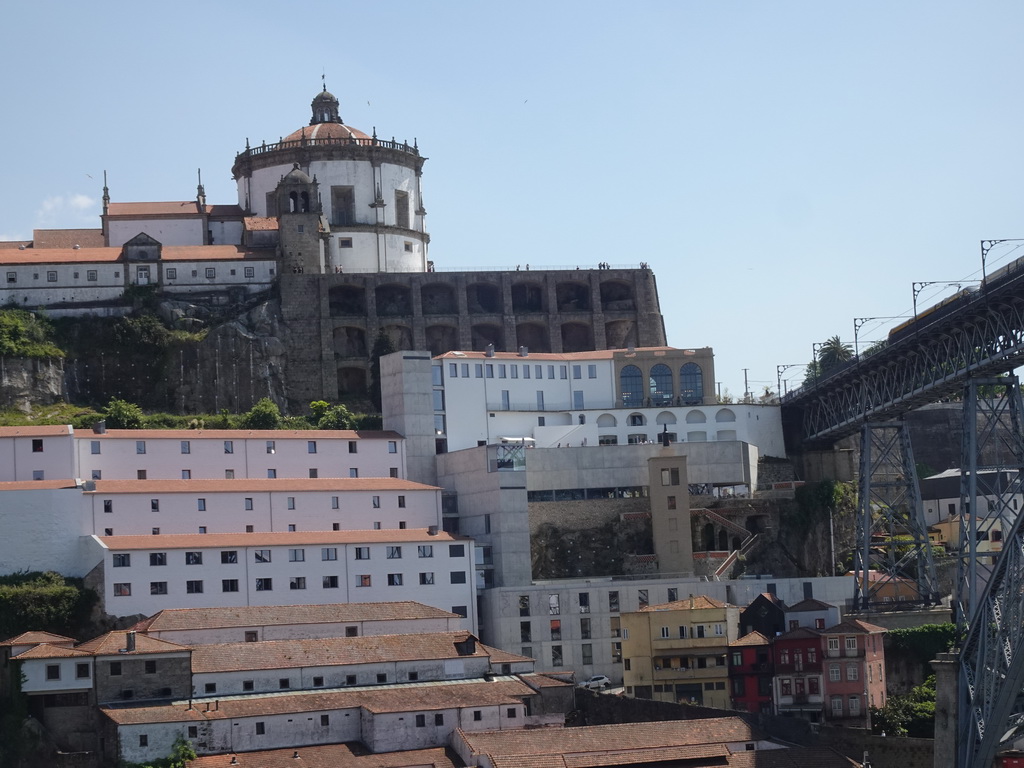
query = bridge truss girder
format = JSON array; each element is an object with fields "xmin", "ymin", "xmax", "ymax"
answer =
[
  {"xmin": 854, "ymin": 421, "xmax": 940, "ymax": 609},
  {"xmin": 957, "ymin": 376, "xmax": 1024, "ymax": 768},
  {"xmin": 787, "ymin": 291, "xmax": 1024, "ymax": 446}
]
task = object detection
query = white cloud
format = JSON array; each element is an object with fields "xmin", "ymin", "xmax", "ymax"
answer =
[{"xmin": 35, "ymin": 194, "xmax": 99, "ymax": 228}]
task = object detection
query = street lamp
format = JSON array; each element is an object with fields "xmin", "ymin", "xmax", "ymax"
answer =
[
  {"xmin": 776, "ymin": 364, "xmax": 802, "ymax": 399},
  {"xmin": 852, "ymin": 317, "xmax": 901, "ymax": 358},
  {"xmin": 981, "ymin": 238, "xmax": 1024, "ymax": 287}
]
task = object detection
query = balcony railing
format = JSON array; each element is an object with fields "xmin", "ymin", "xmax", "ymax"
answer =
[{"xmin": 239, "ymin": 135, "xmax": 421, "ymax": 159}]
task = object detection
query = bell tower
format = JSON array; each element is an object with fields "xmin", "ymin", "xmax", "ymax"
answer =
[{"xmin": 276, "ymin": 163, "xmax": 328, "ymax": 275}]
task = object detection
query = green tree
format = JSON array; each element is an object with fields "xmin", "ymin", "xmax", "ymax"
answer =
[
  {"xmin": 240, "ymin": 397, "xmax": 281, "ymax": 430},
  {"xmin": 122, "ymin": 735, "xmax": 196, "ymax": 768},
  {"xmin": 318, "ymin": 404, "xmax": 355, "ymax": 430},
  {"xmin": 104, "ymin": 398, "xmax": 144, "ymax": 429},
  {"xmin": 369, "ymin": 330, "xmax": 397, "ymax": 411},
  {"xmin": 817, "ymin": 335, "xmax": 853, "ymax": 372},
  {"xmin": 0, "ymin": 309, "xmax": 63, "ymax": 358},
  {"xmin": 0, "ymin": 571, "xmax": 97, "ymax": 638},
  {"xmin": 308, "ymin": 400, "xmax": 332, "ymax": 425},
  {"xmin": 802, "ymin": 359, "xmax": 820, "ymax": 387}
]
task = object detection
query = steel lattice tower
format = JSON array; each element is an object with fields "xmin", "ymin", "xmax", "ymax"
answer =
[
  {"xmin": 854, "ymin": 421, "xmax": 940, "ymax": 609},
  {"xmin": 956, "ymin": 376, "xmax": 1024, "ymax": 768}
]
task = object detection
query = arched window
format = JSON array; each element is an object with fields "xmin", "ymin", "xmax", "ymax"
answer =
[
  {"xmin": 680, "ymin": 363, "xmax": 703, "ymax": 404},
  {"xmin": 655, "ymin": 411, "xmax": 677, "ymax": 425},
  {"xmin": 685, "ymin": 410, "xmax": 706, "ymax": 424},
  {"xmin": 715, "ymin": 408, "xmax": 736, "ymax": 423},
  {"xmin": 649, "ymin": 364, "xmax": 672, "ymax": 406},
  {"xmin": 620, "ymin": 365, "xmax": 644, "ymax": 407},
  {"xmin": 597, "ymin": 414, "xmax": 617, "ymax": 428}
]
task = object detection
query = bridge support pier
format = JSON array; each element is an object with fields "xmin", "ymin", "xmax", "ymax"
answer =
[{"xmin": 853, "ymin": 421, "xmax": 940, "ymax": 609}]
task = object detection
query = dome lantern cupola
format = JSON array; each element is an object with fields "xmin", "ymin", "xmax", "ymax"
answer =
[{"xmin": 311, "ymin": 86, "xmax": 342, "ymax": 126}]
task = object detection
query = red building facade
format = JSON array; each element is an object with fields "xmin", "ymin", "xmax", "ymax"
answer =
[
  {"xmin": 772, "ymin": 627, "xmax": 825, "ymax": 722},
  {"xmin": 727, "ymin": 631, "xmax": 774, "ymax": 714},
  {"xmin": 820, "ymin": 619, "xmax": 887, "ymax": 723}
]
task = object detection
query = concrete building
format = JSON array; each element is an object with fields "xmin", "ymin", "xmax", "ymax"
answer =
[{"xmin": 620, "ymin": 595, "xmax": 740, "ymax": 708}]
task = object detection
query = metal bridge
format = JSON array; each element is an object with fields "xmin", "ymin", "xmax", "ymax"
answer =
[
  {"xmin": 779, "ymin": 260, "xmax": 1024, "ymax": 767},
  {"xmin": 780, "ymin": 258, "xmax": 1024, "ymax": 449}
]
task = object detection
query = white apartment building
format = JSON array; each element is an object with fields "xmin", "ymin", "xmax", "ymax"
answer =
[
  {"xmin": 96, "ymin": 529, "xmax": 477, "ymax": 628},
  {"xmin": 0, "ymin": 426, "xmax": 407, "ymax": 483},
  {"xmin": 87, "ymin": 477, "xmax": 439, "ymax": 536},
  {"xmin": 79, "ymin": 428, "xmax": 406, "ymax": 481}
]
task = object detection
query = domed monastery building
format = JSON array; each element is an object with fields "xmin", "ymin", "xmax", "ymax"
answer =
[{"xmin": 0, "ymin": 87, "xmax": 667, "ymax": 405}]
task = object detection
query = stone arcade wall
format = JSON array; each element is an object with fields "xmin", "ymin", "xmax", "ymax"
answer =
[{"xmin": 279, "ymin": 268, "xmax": 667, "ymax": 409}]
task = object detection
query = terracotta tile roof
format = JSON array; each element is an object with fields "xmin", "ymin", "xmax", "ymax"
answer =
[
  {"xmin": 92, "ymin": 428, "xmax": 401, "ymax": 440},
  {"xmin": 0, "ymin": 479, "xmax": 80, "ymax": 491},
  {"xmin": 726, "ymin": 747, "xmax": 861, "ymax": 767},
  {"xmin": 132, "ymin": 602, "xmax": 457, "ymax": 632},
  {"xmin": 99, "ymin": 529, "xmax": 460, "ymax": 550},
  {"xmin": 785, "ymin": 598, "xmax": 834, "ymax": 612},
  {"xmin": 12, "ymin": 643, "xmax": 92, "ymax": 659},
  {"xmin": 481, "ymin": 645, "xmax": 534, "ymax": 664},
  {"xmin": 822, "ymin": 619, "xmax": 887, "ymax": 635},
  {"xmin": 191, "ymin": 632, "xmax": 483, "ymax": 673},
  {"xmin": 244, "ymin": 217, "xmax": 280, "ymax": 231},
  {"xmin": 775, "ymin": 626, "xmax": 822, "ymax": 641},
  {"xmin": 457, "ymin": 717, "xmax": 761, "ymax": 757},
  {"xmin": 730, "ymin": 631, "xmax": 770, "ymax": 648},
  {"xmin": 640, "ymin": 595, "xmax": 730, "ymax": 612},
  {"xmin": 0, "ymin": 631, "xmax": 76, "ymax": 647},
  {"xmin": 0, "ymin": 245, "xmax": 274, "ymax": 265},
  {"xmin": 32, "ymin": 229, "xmax": 105, "ymax": 248},
  {"xmin": 436, "ymin": 347, "xmax": 680, "ymax": 362},
  {"xmin": 74, "ymin": 630, "xmax": 190, "ymax": 657},
  {"xmin": 186, "ymin": 744, "xmax": 460, "ymax": 768},
  {"xmin": 489, "ymin": 744, "xmax": 730, "ymax": 768},
  {"xmin": 0, "ymin": 425, "xmax": 72, "ymax": 437},
  {"xmin": 106, "ymin": 202, "xmax": 242, "ymax": 217},
  {"xmin": 207, "ymin": 205, "xmax": 245, "ymax": 217},
  {"xmin": 516, "ymin": 674, "xmax": 572, "ymax": 689},
  {"xmin": 102, "ymin": 678, "xmax": 537, "ymax": 724},
  {"xmin": 89, "ymin": 477, "xmax": 437, "ymax": 494}
]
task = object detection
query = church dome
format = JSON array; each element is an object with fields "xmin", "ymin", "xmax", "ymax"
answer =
[
  {"xmin": 281, "ymin": 163, "xmax": 313, "ymax": 184},
  {"xmin": 284, "ymin": 122, "xmax": 372, "ymax": 143}
]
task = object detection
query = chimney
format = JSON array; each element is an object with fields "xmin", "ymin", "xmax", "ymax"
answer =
[
  {"xmin": 518, "ymin": 346, "xmax": 529, "ymax": 357},
  {"xmin": 93, "ymin": 420, "xmax": 106, "ymax": 434},
  {"xmin": 231, "ymin": 757, "xmax": 238, "ymax": 765},
  {"xmin": 485, "ymin": 343, "xmax": 495, "ymax": 358},
  {"xmin": 125, "ymin": 631, "xmax": 136, "ymax": 652},
  {"xmin": 689, "ymin": 594, "xmax": 694, "ymax": 609},
  {"xmin": 428, "ymin": 525, "xmax": 438, "ymax": 536}
]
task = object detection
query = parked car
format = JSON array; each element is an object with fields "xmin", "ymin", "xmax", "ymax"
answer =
[{"xmin": 579, "ymin": 675, "xmax": 611, "ymax": 690}]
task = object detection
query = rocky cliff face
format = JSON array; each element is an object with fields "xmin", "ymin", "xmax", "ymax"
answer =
[{"xmin": 0, "ymin": 357, "xmax": 65, "ymax": 412}]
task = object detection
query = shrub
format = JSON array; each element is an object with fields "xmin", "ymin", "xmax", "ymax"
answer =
[
  {"xmin": 104, "ymin": 398, "xmax": 144, "ymax": 429},
  {"xmin": 241, "ymin": 398, "xmax": 282, "ymax": 430}
]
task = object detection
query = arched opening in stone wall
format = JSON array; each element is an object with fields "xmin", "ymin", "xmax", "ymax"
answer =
[
  {"xmin": 421, "ymin": 283, "xmax": 457, "ymax": 315},
  {"xmin": 511, "ymin": 282, "xmax": 545, "ymax": 313},
  {"xmin": 555, "ymin": 282, "xmax": 590, "ymax": 312},
  {"xmin": 375, "ymin": 285, "xmax": 412, "ymax": 316},
  {"xmin": 718, "ymin": 530, "xmax": 728, "ymax": 551},
  {"xmin": 605, "ymin": 319, "xmax": 637, "ymax": 349},
  {"xmin": 515, "ymin": 323, "xmax": 550, "ymax": 353},
  {"xmin": 471, "ymin": 323, "xmax": 504, "ymax": 351},
  {"xmin": 600, "ymin": 280, "xmax": 635, "ymax": 311},
  {"xmin": 620, "ymin": 366, "xmax": 643, "ymax": 407},
  {"xmin": 561, "ymin": 322, "xmax": 593, "ymax": 353},
  {"xmin": 380, "ymin": 324, "xmax": 413, "ymax": 350},
  {"xmin": 686, "ymin": 410, "xmax": 706, "ymax": 424},
  {"xmin": 703, "ymin": 523, "xmax": 715, "ymax": 551},
  {"xmin": 467, "ymin": 282, "xmax": 502, "ymax": 314},
  {"xmin": 680, "ymin": 363, "xmax": 704, "ymax": 405},
  {"xmin": 732, "ymin": 535, "xmax": 742, "ymax": 551},
  {"xmin": 328, "ymin": 285, "xmax": 366, "ymax": 316},
  {"xmin": 597, "ymin": 413, "xmax": 617, "ymax": 427},
  {"xmin": 332, "ymin": 326, "xmax": 367, "ymax": 358},
  {"xmin": 716, "ymin": 408, "xmax": 736, "ymax": 423},
  {"xmin": 337, "ymin": 366, "xmax": 368, "ymax": 397},
  {"xmin": 656, "ymin": 411, "xmax": 677, "ymax": 425},
  {"xmin": 425, "ymin": 325, "xmax": 459, "ymax": 357},
  {"xmin": 650, "ymin": 364, "xmax": 673, "ymax": 406}
]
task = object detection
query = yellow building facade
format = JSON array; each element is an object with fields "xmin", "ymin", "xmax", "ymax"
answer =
[{"xmin": 620, "ymin": 595, "xmax": 740, "ymax": 708}]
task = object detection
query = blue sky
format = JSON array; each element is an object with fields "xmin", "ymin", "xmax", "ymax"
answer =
[{"xmin": 2, "ymin": 1, "xmax": 1023, "ymax": 398}]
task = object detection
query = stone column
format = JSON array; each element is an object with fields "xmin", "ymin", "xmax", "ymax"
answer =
[{"xmin": 931, "ymin": 651, "xmax": 958, "ymax": 768}]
